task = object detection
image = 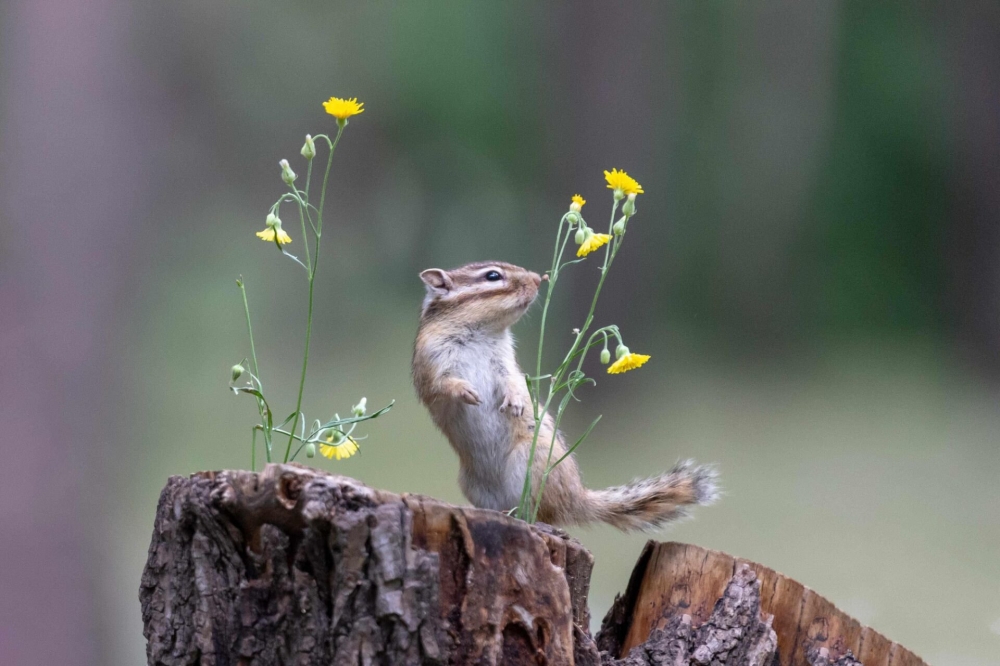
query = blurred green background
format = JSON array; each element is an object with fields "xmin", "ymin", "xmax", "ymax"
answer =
[{"xmin": 2, "ymin": 2, "xmax": 999, "ymax": 665}]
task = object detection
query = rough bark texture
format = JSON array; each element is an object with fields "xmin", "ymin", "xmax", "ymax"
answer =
[
  {"xmin": 140, "ymin": 466, "xmax": 928, "ymax": 666},
  {"xmin": 140, "ymin": 464, "xmax": 598, "ymax": 665},
  {"xmin": 597, "ymin": 541, "xmax": 929, "ymax": 666},
  {"xmin": 598, "ymin": 563, "xmax": 777, "ymax": 666}
]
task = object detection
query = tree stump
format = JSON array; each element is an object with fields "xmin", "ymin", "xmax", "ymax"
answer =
[
  {"xmin": 596, "ymin": 542, "xmax": 928, "ymax": 666},
  {"xmin": 140, "ymin": 464, "xmax": 598, "ymax": 665},
  {"xmin": 140, "ymin": 465, "xmax": 929, "ymax": 666}
]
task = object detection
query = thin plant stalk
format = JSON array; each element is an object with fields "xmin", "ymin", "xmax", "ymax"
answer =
[
  {"xmin": 518, "ymin": 214, "xmax": 571, "ymax": 518},
  {"xmin": 283, "ymin": 125, "xmax": 344, "ymax": 463},
  {"xmin": 239, "ymin": 279, "xmax": 271, "ymax": 466},
  {"xmin": 517, "ymin": 198, "xmax": 623, "ymax": 520}
]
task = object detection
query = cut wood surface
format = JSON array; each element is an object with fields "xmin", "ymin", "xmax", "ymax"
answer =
[
  {"xmin": 597, "ymin": 560, "xmax": 778, "ymax": 666},
  {"xmin": 140, "ymin": 464, "xmax": 928, "ymax": 665},
  {"xmin": 597, "ymin": 541, "xmax": 929, "ymax": 666}
]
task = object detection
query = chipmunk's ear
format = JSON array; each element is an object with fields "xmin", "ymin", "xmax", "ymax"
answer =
[{"xmin": 420, "ymin": 268, "xmax": 453, "ymax": 295}]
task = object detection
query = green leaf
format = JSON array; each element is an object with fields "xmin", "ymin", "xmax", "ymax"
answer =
[
  {"xmin": 277, "ymin": 412, "xmax": 299, "ymax": 429},
  {"xmin": 524, "ymin": 373, "xmax": 553, "ymax": 382},
  {"xmin": 558, "ymin": 257, "xmax": 588, "ymax": 271},
  {"xmin": 317, "ymin": 400, "xmax": 394, "ymax": 430},
  {"xmin": 549, "ymin": 415, "xmax": 602, "ymax": 470},
  {"xmin": 233, "ymin": 387, "xmax": 273, "ymax": 430}
]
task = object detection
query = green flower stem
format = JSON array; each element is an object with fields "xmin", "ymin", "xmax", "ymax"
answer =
[
  {"xmin": 518, "ymin": 199, "xmax": 622, "ymax": 521},
  {"xmin": 297, "ymin": 193, "xmax": 312, "ymax": 273},
  {"xmin": 239, "ymin": 279, "xmax": 271, "ymax": 465},
  {"xmin": 283, "ymin": 240, "xmax": 316, "ymax": 463},
  {"xmin": 555, "ymin": 200, "xmax": 621, "ymax": 375},
  {"xmin": 530, "ymin": 386, "xmax": 576, "ymax": 522},
  {"xmin": 287, "ymin": 188, "xmax": 319, "ymax": 237},
  {"xmin": 287, "ymin": 419, "xmax": 359, "ymax": 462},
  {"xmin": 573, "ymin": 327, "xmax": 620, "ymax": 376},
  {"xmin": 518, "ymin": 214, "xmax": 576, "ymax": 518},
  {"xmin": 315, "ymin": 127, "xmax": 343, "ymax": 236},
  {"xmin": 534, "ymin": 214, "xmax": 572, "ymax": 386},
  {"xmin": 518, "ymin": 390, "xmax": 556, "ymax": 519},
  {"xmin": 519, "ymin": 213, "xmax": 573, "ymax": 518},
  {"xmin": 282, "ymin": 125, "xmax": 345, "ymax": 463},
  {"xmin": 303, "ymin": 161, "xmax": 318, "ymax": 236}
]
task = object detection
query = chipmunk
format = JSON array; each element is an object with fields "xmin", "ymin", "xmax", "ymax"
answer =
[{"xmin": 412, "ymin": 261, "xmax": 718, "ymax": 531}]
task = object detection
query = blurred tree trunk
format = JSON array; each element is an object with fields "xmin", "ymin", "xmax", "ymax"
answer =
[
  {"xmin": 0, "ymin": 0, "xmax": 152, "ymax": 663},
  {"xmin": 140, "ymin": 465, "xmax": 928, "ymax": 666},
  {"xmin": 944, "ymin": 1, "xmax": 1000, "ymax": 375}
]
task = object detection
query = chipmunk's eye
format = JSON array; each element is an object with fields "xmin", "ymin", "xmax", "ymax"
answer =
[{"xmin": 484, "ymin": 271, "xmax": 502, "ymax": 282}]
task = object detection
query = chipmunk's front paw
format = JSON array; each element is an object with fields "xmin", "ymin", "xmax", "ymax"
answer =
[
  {"xmin": 500, "ymin": 392, "xmax": 526, "ymax": 417},
  {"xmin": 439, "ymin": 377, "xmax": 480, "ymax": 406},
  {"xmin": 452, "ymin": 381, "xmax": 481, "ymax": 406},
  {"xmin": 459, "ymin": 386, "xmax": 481, "ymax": 406}
]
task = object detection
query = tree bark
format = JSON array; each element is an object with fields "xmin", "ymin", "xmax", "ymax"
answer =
[
  {"xmin": 140, "ymin": 465, "xmax": 928, "ymax": 666},
  {"xmin": 140, "ymin": 463, "xmax": 598, "ymax": 665},
  {"xmin": 597, "ymin": 561, "xmax": 777, "ymax": 666},
  {"xmin": 597, "ymin": 542, "xmax": 928, "ymax": 666}
]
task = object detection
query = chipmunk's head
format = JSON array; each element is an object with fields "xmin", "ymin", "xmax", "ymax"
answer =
[{"xmin": 419, "ymin": 261, "xmax": 543, "ymax": 331}]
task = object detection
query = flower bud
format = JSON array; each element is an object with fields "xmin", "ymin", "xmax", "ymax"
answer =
[
  {"xmin": 569, "ymin": 201, "xmax": 582, "ymax": 214},
  {"xmin": 266, "ymin": 212, "xmax": 280, "ymax": 229},
  {"xmin": 352, "ymin": 397, "xmax": 367, "ymax": 417},
  {"xmin": 230, "ymin": 364, "xmax": 245, "ymax": 382},
  {"xmin": 575, "ymin": 226, "xmax": 589, "ymax": 245},
  {"xmin": 622, "ymin": 193, "xmax": 636, "ymax": 217},
  {"xmin": 566, "ymin": 212, "xmax": 580, "ymax": 225},
  {"xmin": 305, "ymin": 443, "xmax": 316, "ymax": 458},
  {"xmin": 600, "ymin": 349, "xmax": 611, "ymax": 364},
  {"xmin": 616, "ymin": 344, "xmax": 630, "ymax": 359},
  {"xmin": 279, "ymin": 159, "xmax": 297, "ymax": 185},
  {"xmin": 300, "ymin": 134, "xmax": 316, "ymax": 160},
  {"xmin": 613, "ymin": 217, "xmax": 626, "ymax": 235}
]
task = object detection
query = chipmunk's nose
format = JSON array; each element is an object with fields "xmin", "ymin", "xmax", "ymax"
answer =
[{"xmin": 529, "ymin": 271, "xmax": 542, "ymax": 287}]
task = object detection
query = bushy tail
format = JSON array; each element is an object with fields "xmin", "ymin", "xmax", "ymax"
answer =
[{"xmin": 581, "ymin": 460, "xmax": 719, "ymax": 531}]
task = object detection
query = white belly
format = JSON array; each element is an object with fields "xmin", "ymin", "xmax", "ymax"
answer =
[{"xmin": 436, "ymin": 337, "xmax": 525, "ymax": 511}]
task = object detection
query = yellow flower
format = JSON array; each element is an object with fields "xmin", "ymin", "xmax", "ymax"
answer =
[
  {"xmin": 604, "ymin": 169, "xmax": 644, "ymax": 196},
  {"xmin": 323, "ymin": 96, "xmax": 365, "ymax": 120},
  {"xmin": 607, "ymin": 353, "xmax": 651, "ymax": 374},
  {"xmin": 572, "ymin": 194, "xmax": 586, "ymax": 208},
  {"xmin": 256, "ymin": 213, "xmax": 292, "ymax": 245},
  {"xmin": 320, "ymin": 434, "xmax": 359, "ymax": 460},
  {"xmin": 576, "ymin": 232, "xmax": 611, "ymax": 257},
  {"xmin": 255, "ymin": 227, "xmax": 292, "ymax": 245}
]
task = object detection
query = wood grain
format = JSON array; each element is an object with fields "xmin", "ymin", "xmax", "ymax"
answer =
[{"xmin": 611, "ymin": 541, "xmax": 928, "ymax": 666}]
